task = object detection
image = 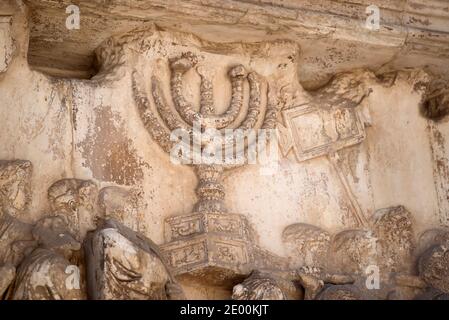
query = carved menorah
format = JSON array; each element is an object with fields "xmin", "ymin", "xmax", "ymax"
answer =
[{"xmin": 132, "ymin": 52, "xmax": 280, "ymax": 215}]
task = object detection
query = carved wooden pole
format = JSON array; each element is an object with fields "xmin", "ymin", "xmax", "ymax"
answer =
[{"xmin": 328, "ymin": 151, "xmax": 368, "ymax": 227}]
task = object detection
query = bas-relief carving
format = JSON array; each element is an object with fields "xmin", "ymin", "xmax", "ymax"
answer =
[
  {"xmin": 97, "ymin": 186, "xmax": 144, "ymax": 232},
  {"xmin": 0, "ymin": 158, "xmax": 180, "ymax": 300},
  {"xmin": 124, "ymin": 31, "xmax": 301, "ymax": 285},
  {"xmin": 161, "ymin": 212, "xmax": 256, "ymax": 287},
  {"xmin": 277, "ymin": 71, "xmax": 374, "ymax": 228},
  {"xmin": 282, "ymin": 223, "xmax": 330, "ymax": 269},
  {"xmin": 275, "ymin": 206, "xmax": 449, "ymax": 300},
  {"xmin": 8, "ymin": 215, "xmax": 83, "ymax": 300},
  {"xmin": 0, "ymin": 16, "xmax": 14, "ymax": 74},
  {"xmin": 0, "ymin": 264, "xmax": 15, "ymax": 297},
  {"xmin": 1, "ymin": 71, "xmax": 447, "ymax": 301},
  {"xmin": 1, "ymin": 73, "xmax": 449, "ymax": 300},
  {"xmin": 84, "ymin": 218, "xmax": 185, "ymax": 300},
  {"xmin": 231, "ymin": 271, "xmax": 286, "ymax": 300},
  {"xmin": 0, "ymin": 160, "xmax": 35, "ymax": 297},
  {"xmin": 0, "ymin": 20, "xmax": 448, "ymax": 300},
  {"xmin": 47, "ymin": 179, "xmax": 98, "ymax": 239},
  {"xmin": 418, "ymin": 243, "xmax": 449, "ymax": 294},
  {"xmin": 371, "ymin": 206, "xmax": 415, "ymax": 274}
]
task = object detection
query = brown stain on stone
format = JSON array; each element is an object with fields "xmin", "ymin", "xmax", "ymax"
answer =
[
  {"xmin": 432, "ymin": 129, "xmax": 449, "ymax": 187},
  {"xmin": 77, "ymin": 105, "xmax": 147, "ymax": 186}
]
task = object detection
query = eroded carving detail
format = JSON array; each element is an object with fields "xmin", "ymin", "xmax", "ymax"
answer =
[
  {"xmin": 98, "ymin": 186, "xmax": 143, "ymax": 232},
  {"xmin": 162, "ymin": 214, "xmax": 291, "ymax": 288},
  {"xmin": 9, "ymin": 215, "xmax": 83, "ymax": 300},
  {"xmin": 0, "ymin": 16, "xmax": 14, "ymax": 74},
  {"xmin": 48, "ymin": 179, "xmax": 98, "ymax": 238},
  {"xmin": 329, "ymin": 229, "xmax": 379, "ymax": 275},
  {"xmin": 232, "ymin": 271, "xmax": 286, "ymax": 300},
  {"xmin": 130, "ymin": 41, "xmax": 295, "ymax": 285},
  {"xmin": 282, "ymin": 223, "xmax": 330, "ymax": 269},
  {"xmin": 371, "ymin": 206, "xmax": 415, "ymax": 273},
  {"xmin": 0, "ymin": 160, "xmax": 34, "ymax": 296},
  {"xmin": 419, "ymin": 243, "xmax": 449, "ymax": 294},
  {"xmin": 85, "ymin": 218, "xmax": 184, "ymax": 300},
  {"xmin": 317, "ymin": 284, "xmax": 363, "ymax": 300}
]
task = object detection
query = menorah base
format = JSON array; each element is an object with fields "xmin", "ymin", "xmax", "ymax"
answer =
[{"xmin": 160, "ymin": 212, "xmax": 255, "ymax": 287}]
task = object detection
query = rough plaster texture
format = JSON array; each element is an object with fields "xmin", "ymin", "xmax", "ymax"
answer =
[{"xmin": 0, "ymin": 1, "xmax": 449, "ymax": 300}]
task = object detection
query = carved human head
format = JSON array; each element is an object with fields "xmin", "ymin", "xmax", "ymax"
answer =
[
  {"xmin": 232, "ymin": 271, "xmax": 286, "ymax": 300},
  {"xmin": 371, "ymin": 206, "xmax": 415, "ymax": 273},
  {"xmin": 97, "ymin": 186, "xmax": 143, "ymax": 230},
  {"xmin": 0, "ymin": 160, "xmax": 32, "ymax": 217},
  {"xmin": 329, "ymin": 229, "xmax": 379, "ymax": 275},
  {"xmin": 48, "ymin": 179, "xmax": 97, "ymax": 214},
  {"xmin": 47, "ymin": 179, "xmax": 98, "ymax": 236},
  {"xmin": 282, "ymin": 223, "xmax": 331, "ymax": 269},
  {"xmin": 32, "ymin": 215, "xmax": 81, "ymax": 260},
  {"xmin": 419, "ymin": 244, "xmax": 449, "ymax": 293}
]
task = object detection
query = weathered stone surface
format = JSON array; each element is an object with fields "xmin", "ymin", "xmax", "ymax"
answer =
[
  {"xmin": 282, "ymin": 223, "xmax": 330, "ymax": 269},
  {"xmin": 296, "ymin": 266, "xmax": 356, "ymax": 300},
  {"xmin": 317, "ymin": 284, "xmax": 363, "ymax": 300},
  {"xmin": 48, "ymin": 179, "xmax": 98, "ymax": 238},
  {"xmin": 418, "ymin": 243, "xmax": 449, "ymax": 294},
  {"xmin": 0, "ymin": 160, "xmax": 32, "ymax": 216},
  {"xmin": 416, "ymin": 227, "xmax": 449, "ymax": 258},
  {"xmin": 0, "ymin": 264, "xmax": 15, "ymax": 297},
  {"xmin": 8, "ymin": 215, "xmax": 83, "ymax": 300},
  {"xmin": 371, "ymin": 206, "xmax": 415, "ymax": 273},
  {"xmin": 161, "ymin": 212, "xmax": 255, "ymax": 287},
  {"xmin": 21, "ymin": 0, "xmax": 449, "ymax": 89},
  {"xmin": 0, "ymin": 15, "xmax": 14, "ymax": 74},
  {"xmin": 329, "ymin": 229, "xmax": 379, "ymax": 275},
  {"xmin": 232, "ymin": 271, "xmax": 286, "ymax": 300},
  {"xmin": 98, "ymin": 186, "xmax": 144, "ymax": 232},
  {"xmin": 0, "ymin": 0, "xmax": 449, "ymax": 301},
  {"xmin": 85, "ymin": 218, "xmax": 182, "ymax": 300},
  {"xmin": 0, "ymin": 160, "xmax": 35, "ymax": 267}
]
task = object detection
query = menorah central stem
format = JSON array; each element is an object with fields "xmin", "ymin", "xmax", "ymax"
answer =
[{"xmin": 194, "ymin": 165, "xmax": 226, "ymax": 214}]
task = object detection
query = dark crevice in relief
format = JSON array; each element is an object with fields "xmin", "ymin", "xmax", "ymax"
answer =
[{"xmin": 421, "ymin": 93, "xmax": 449, "ymax": 122}]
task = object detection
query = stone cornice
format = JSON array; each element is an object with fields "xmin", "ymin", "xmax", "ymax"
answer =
[{"xmin": 13, "ymin": 0, "xmax": 449, "ymax": 82}]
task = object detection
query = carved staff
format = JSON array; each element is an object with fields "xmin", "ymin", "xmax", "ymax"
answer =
[{"xmin": 328, "ymin": 152, "xmax": 369, "ymax": 227}]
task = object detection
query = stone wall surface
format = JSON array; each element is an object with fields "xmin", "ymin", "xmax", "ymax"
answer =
[{"xmin": 0, "ymin": 0, "xmax": 448, "ymax": 300}]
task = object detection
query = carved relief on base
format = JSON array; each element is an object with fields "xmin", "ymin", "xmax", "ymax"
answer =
[
  {"xmin": 329, "ymin": 229, "xmax": 379, "ymax": 276},
  {"xmin": 161, "ymin": 212, "xmax": 254, "ymax": 287}
]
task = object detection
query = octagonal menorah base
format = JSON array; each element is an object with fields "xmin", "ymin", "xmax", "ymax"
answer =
[{"xmin": 160, "ymin": 212, "xmax": 255, "ymax": 287}]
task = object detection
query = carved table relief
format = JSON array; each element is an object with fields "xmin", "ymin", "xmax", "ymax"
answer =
[
  {"xmin": 84, "ymin": 218, "xmax": 184, "ymax": 300},
  {"xmin": 0, "ymin": 15, "xmax": 14, "ymax": 74}
]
